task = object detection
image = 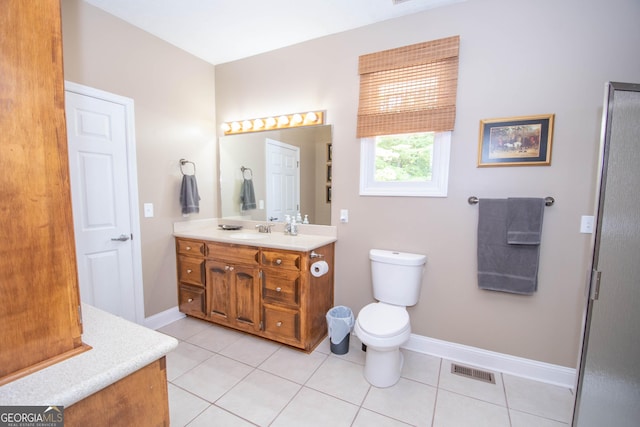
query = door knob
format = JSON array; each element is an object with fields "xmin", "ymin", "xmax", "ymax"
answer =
[{"xmin": 111, "ymin": 234, "xmax": 130, "ymax": 242}]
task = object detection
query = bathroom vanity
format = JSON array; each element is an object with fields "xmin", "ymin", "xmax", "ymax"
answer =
[{"xmin": 174, "ymin": 222, "xmax": 336, "ymax": 352}]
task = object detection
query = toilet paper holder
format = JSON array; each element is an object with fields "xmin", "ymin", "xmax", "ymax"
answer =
[{"xmin": 310, "ymin": 251, "xmax": 324, "ymax": 259}]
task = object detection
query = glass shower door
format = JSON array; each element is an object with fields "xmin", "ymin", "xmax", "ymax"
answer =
[{"xmin": 574, "ymin": 83, "xmax": 640, "ymax": 426}]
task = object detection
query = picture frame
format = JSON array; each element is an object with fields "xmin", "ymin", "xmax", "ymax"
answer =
[{"xmin": 477, "ymin": 114, "xmax": 554, "ymax": 167}]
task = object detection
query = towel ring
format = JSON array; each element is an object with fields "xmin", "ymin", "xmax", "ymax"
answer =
[
  {"xmin": 468, "ymin": 196, "xmax": 554, "ymax": 206},
  {"xmin": 180, "ymin": 159, "xmax": 196, "ymax": 176},
  {"xmin": 241, "ymin": 166, "xmax": 253, "ymax": 179}
]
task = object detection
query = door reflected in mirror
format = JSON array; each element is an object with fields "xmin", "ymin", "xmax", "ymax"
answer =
[{"xmin": 219, "ymin": 125, "xmax": 332, "ymax": 225}]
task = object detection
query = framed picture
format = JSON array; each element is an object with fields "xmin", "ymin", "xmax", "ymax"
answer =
[{"xmin": 477, "ymin": 114, "xmax": 554, "ymax": 167}]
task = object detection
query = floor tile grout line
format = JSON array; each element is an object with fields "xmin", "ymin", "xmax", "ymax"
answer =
[{"xmin": 168, "ymin": 322, "xmax": 574, "ymax": 426}]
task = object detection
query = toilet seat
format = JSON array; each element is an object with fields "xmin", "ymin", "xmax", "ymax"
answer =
[{"xmin": 357, "ymin": 303, "xmax": 409, "ymax": 338}]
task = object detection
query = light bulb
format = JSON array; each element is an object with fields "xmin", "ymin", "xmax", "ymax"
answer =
[
  {"xmin": 253, "ymin": 118, "xmax": 264, "ymax": 129},
  {"xmin": 221, "ymin": 123, "xmax": 231, "ymax": 132},
  {"xmin": 231, "ymin": 121, "xmax": 241, "ymax": 132},
  {"xmin": 292, "ymin": 113, "xmax": 303, "ymax": 124},
  {"xmin": 305, "ymin": 112, "xmax": 318, "ymax": 123},
  {"xmin": 278, "ymin": 115, "xmax": 289, "ymax": 126},
  {"xmin": 242, "ymin": 120, "xmax": 252, "ymax": 131},
  {"xmin": 265, "ymin": 117, "xmax": 276, "ymax": 127}
]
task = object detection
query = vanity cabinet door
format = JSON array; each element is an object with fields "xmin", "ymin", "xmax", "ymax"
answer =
[
  {"xmin": 262, "ymin": 268, "xmax": 300, "ymax": 308},
  {"xmin": 261, "ymin": 249, "xmax": 301, "ymax": 271},
  {"xmin": 178, "ymin": 256, "xmax": 204, "ymax": 287},
  {"xmin": 205, "ymin": 260, "xmax": 260, "ymax": 333},
  {"xmin": 177, "ymin": 238, "xmax": 205, "ymax": 256},
  {"xmin": 206, "ymin": 260, "xmax": 231, "ymax": 323},
  {"xmin": 262, "ymin": 305, "xmax": 300, "ymax": 345},
  {"xmin": 178, "ymin": 284, "xmax": 205, "ymax": 317}
]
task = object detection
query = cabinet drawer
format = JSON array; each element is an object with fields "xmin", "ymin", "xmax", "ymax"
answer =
[
  {"xmin": 176, "ymin": 239, "xmax": 205, "ymax": 257},
  {"xmin": 178, "ymin": 256, "xmax": 204, "ymax": 286},
  {"xmin": 262, "ymin": 306, "xmax": 300, "ymax": 341},
  {"xmin": 206, "ymin": 242, "xmax": 259, "ymax": 265},
  {"xmin": 179, "ymin": 285, "xmax": 205, "ymax": 316},
  {"xmin": 261, "ymin": 250, "xmax": 301, "ymax": 271},
  {"xmin": 262, "ymin": 269, "xmax": 300, "ymax": 307}
]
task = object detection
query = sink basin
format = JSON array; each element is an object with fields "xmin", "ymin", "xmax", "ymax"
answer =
[{"xmin": 229, "ymin": 232, "xmax": 268, "ymax": 240}]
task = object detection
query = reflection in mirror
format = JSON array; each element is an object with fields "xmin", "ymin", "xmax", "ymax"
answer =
[{"xmin": 219, "ymin": 125, "xmax": 332, "ymax": 225}]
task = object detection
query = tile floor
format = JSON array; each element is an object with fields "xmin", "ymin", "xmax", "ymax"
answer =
[{"xmin": 158, "ymin": 317, "xmax": 574, "ymax": 426}]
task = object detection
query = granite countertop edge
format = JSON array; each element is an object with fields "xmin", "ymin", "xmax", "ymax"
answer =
[{"xmin": 0, "ymin": 304, "xmax": 178, "ymax": 407}]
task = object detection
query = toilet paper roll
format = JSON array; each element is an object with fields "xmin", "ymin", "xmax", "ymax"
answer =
[{"xmin": 310, "ymin": 260, "xmax": 329, "ymax": 277}]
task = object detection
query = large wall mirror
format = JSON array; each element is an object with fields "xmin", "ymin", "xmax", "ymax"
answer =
[{"xmin": 219, "ymin": 125, "xmax": 332, "ymax": 225}]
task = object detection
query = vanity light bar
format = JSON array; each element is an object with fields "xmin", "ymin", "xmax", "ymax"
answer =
[{"xmin": 221, "ymin": 111, "xmax": 324, "ymax": 135}]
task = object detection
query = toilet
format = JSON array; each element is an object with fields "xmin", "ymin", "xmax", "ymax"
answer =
[{"xmin": 354, "ymin": 249, "xmax": 427, "ymax": 388}]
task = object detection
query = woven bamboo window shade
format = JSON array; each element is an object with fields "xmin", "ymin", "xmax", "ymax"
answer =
[{"xmin": 357, "ymin": 35, "xmax": 460, "ymax": 138}]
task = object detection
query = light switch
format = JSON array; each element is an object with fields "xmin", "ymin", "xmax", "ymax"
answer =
[
  {"xmin": 144, "ymin": 203, "xmax": 154, "ymax": 218},
  {"xmin": 580, "ymin": 215, "xmax": 594, "ymax": 234}
]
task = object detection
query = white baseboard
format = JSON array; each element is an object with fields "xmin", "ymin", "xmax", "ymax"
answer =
[
  {"xmin": 143, "ymin": 307, "xmax": 576, "ymax": 389},
  {"xmin": 144, "ymin": 306, "xmax": 185, "ymax": 330},
  {"xmin": 403, "ymin": 333, "xmax": 576, "ymax": 390}
]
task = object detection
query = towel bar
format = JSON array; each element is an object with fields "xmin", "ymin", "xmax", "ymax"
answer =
[
  {"xmin": 241, "ymin": 166, "xmax": 253, "ymax": 179},
  {"xmin": 468, "ymin": 196, "xmax": 554, "ymax": 206},
  {"xmin": 179, "ymin": 159, "xmax": 196, "ymax": 175}
]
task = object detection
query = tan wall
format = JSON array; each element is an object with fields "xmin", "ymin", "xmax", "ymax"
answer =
[
  {"xmin": 215, "ymin": 0, "xmax": 640, "ymax": 367},
  {"xmin": 61, "ymin": 0, "xmax": 217, "ymax": 317}
]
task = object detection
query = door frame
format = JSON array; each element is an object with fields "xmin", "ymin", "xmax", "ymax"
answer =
[{"xmin": 64, "ymin": 81, "xmax": 145, "ymax": 325}]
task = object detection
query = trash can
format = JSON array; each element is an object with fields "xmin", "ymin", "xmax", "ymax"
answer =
[{"xmin": 326, "ymin": 306, "xmax": 354, "ymax": 355}]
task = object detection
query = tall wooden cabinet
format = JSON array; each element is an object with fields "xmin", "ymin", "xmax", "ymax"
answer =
[{"xmin": 0, "ymin": 0, "xmax": 86, "ymax": 384}]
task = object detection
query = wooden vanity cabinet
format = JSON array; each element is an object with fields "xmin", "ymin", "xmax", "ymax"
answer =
[{"xmin": 175, "ymin": 238, "xmax": 334, "ymax": 352}]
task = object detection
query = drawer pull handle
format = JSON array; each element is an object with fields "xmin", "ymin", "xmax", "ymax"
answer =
[
  {"xmin": 225, "ymin": 265, "xmax": 234, "ymax": 271},
  {"xmin": 276, "ymin": 259, "xmax": 282, "ymax": 265},
  {"xmin": 187, "ymin": 269, "xmax": 192, "ymax": 274},
  {"xmin": 186, "ymin": 246, "xmax": 191, "ymax": 251},
  {"xmin": 187, "ymin": 298, "xmax": 193, "ymax": 303},
  {"xmin": 276, "ymin": 287, "xmax": 282, "ymax": 292},
  {"xmin": 276, "ymin": 321, "xmax": 282, "ymax": 327}
]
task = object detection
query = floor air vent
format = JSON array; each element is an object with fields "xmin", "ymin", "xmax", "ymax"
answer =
[{"xmin": 451, "ymin": 363, "xmax": 496, "ymax": 384}]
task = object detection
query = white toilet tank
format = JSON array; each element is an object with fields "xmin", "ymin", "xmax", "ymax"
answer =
[{"xmin": 370, "ymin": 249, "xmax": 427, "ymax": 306}]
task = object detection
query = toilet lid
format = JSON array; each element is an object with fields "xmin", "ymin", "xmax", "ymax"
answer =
[{"xmin": 358, "ymin": 303, "xmax": 409, "ymax": 338}]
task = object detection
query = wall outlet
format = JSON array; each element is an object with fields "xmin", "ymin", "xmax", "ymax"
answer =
[
  {"xmin": 143, "ymin": 203, "xmax": 154, "ymax": 218},
  {"xmin": 340, "ymin": 209, "xmax": 349, "ymax": 223},
  {"xmin": 580, "ymin": 215, "xmax": 594, "ymax": 234}
]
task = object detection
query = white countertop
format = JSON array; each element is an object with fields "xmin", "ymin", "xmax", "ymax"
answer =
[
  {"xmin": 173, "ymin": 218, "xmax": 337, "ymax": 251},
  {"xmin": 0, "ymin": 304, "xmax": 178, "ymax": 406}
]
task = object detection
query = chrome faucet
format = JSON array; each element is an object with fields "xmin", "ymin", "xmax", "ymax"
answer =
[{"xmin": 255, "ymin": 223, "xmax": 274, "ymax": 233}]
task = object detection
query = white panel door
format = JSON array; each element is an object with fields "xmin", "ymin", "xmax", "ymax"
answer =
[
  {"xmin": 65, "ymin": 90, "xmax": 137, "ymax": 322},
  {"xmin": 266, "ymin": 139, "xmax": 299, "ymax": 222}
]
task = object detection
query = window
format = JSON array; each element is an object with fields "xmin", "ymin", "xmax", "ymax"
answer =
[
  {"xmin": 357, "ymin": 36, "xmax": 459, "ymax": 197},
  {"xmin": 360, "ymin": 131, "xmax": 450, "ymax": 197}
]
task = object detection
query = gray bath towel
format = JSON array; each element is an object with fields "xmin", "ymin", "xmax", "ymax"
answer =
[
  {"xmin": 477, "ymin": 198, "xmax": 543, "ymax": 295},
  {"xmin": 240, "ymin": 178, "xmax": 256, "ymax": 211},
  {"xmin": 507, "ymin": 198, "xmax": 545, "ymax": 245},
  {"xmin": 180, "ymin": 174, "xmax": 200, "ymax": 214}
]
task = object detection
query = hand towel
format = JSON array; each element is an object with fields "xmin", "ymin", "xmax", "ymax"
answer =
[
  {"xmin": 179, "ymin": 174, "xmax": 200, "ymax": 215},
  {"xmin": 240, "ymin": 178, "xmax": 256, "ymax": 211},
  {"xmin": 477, "ymin": 198, "xmax": 542, "ymax": 295},
  {"xmin": 507, "ymin": 198, "xmax": 545, "ymax": 245}
]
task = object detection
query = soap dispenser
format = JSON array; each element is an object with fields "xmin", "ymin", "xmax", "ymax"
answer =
[
  {"xmin": 290, "ymin": 217, "xmax": 298, "ymax": 236},
  {"xmin": 284, "ymin": 215, "xmax": 291, "ymax": 235},
  {"xmin": 303, "ymin": 214, "xmax": 309, "ymax": 224}
]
